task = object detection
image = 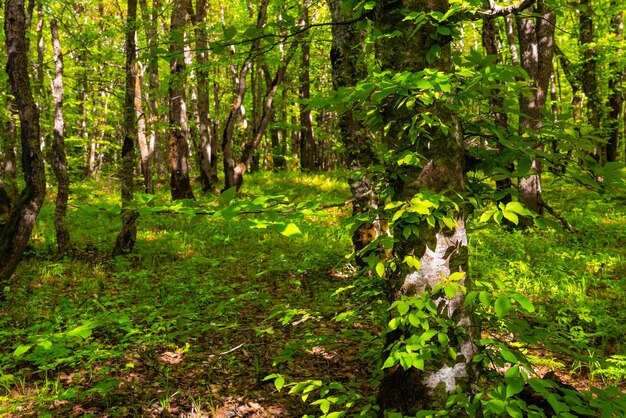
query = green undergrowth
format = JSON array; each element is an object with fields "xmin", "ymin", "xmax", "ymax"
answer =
[{"xmin": 0, "ymin": 171, "xmax": 625, "ymax": 416}]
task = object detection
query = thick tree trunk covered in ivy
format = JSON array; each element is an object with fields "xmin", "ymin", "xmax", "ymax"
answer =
[
  {"xmin": 0, "ymin": 0, "xmax": 47, "ymax": 288},
  {"xmin": 516, "ymin": 0, "xmax": 555, "ymax": 215},
  {"xmin": 373, "ymin": 0, "xmax": 476, "ymax": 413},
  {"xmin": 328, "ymin": 0, "xmax": 380, "ymax": 259},
  {"xmin": 113, "ymin": 0, "xmax": 138, "ymax": 257},
  {"xmin": 49, "ymin": 18, "xmax": 71, "ymax": 254},
  {"xmin": 168, "ymin": 0, "xmax": 194, "ymax": 200}
]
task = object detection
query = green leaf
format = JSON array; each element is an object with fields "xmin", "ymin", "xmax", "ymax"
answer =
[
  {"xmin": 320, "ymin": 399, "xmax": 331, "ymax": 414},
  {"xmin": 376, "ymin": 262, "xmax": 385, "ymax": 277},
  {"xmin": 274, "ymin": 376, "xmax": 285, "ymax": 390},
  {"xmin": 506, "ymin": 377, "xmax": 525, "ymax": 397},
  {"xmin": 500, "ymin": 347, "xmax": 518, "ymax": 363},
  {"xmin": 403, "ymin": 225, "xmax": 412, "ymax": 239},
  {"xmin": 279, "ymin": 223, "xmax": 301, "ymax": 237},
  {"xmin": 494, "ymin": 295, "xmax": 512, "ymax": 319},
  {"xmin": 502, "ymin": 211, "xmax": 519, "ymax": 225},
  {"xmin": 219, "ymin": 187, "xmax": 237, "ymax": 206},
  {"xmin": 13, "ymin": 344, "xmax": 32, "ymax": 357},
  {"xmin": 510, "ymin": 293, "xmax": 535, "ymax": 312}
]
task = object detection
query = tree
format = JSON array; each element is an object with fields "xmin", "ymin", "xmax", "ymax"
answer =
[
  {"xmin": 49, "ymin": 18, "xmax": 71, "ymax": 254},
  {"xmin": 0, "ymin": 0, "xmax": 47, "ymax": 289},
  {"xmin": 168, "ymin": 0, "xmax": 195, "ymax": 200},
  {"xmin": 113, "ymin": 0, "xmax": 139, "ymax": 256},
  {"xmin": 298, "ymin": 0, "xmax": 316, "ymax": 171},
  {"xmin": 370, "ymin": 1, "xmax": 476, "ymax": 413},
  {"xmin": 516, "ymin": 0, "xmax": 555, "ymax": 215}
]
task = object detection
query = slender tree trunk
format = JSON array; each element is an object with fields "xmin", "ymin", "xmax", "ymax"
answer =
[
  {"xmin": 139, "ymin": 0, "xmax": 163, "ymax": 181},
  {"xmin": 516, "ymin": 0, "xmax": 555, "ymax": 216},
  {"xmin": 168, "ymin": 0, "xmax": 194, "ymax": 200},
  {"xmin": 1, "ymin": 0, "xmax": 47, "ymax": 288},
  {"xmin": 578, "ymin": 0, "xmax": 603, "ymax": 162},
  {"xmin": 49, "ymin": 18, "xmax": 70, "ymax": 254},
  {"xmin": 607, "ymin": 6, "xmax": 623, "ymax": 163},
  {"xmin": 113, "ymin": 0, "xmax": 139, "ymax": 256},
  {"xmin": 299, "ymin": 1, "xmax": 316, "ymax": 171},
  {"xmin": 193, "ymin": 0, "xmax": 218, "ymax": 192},
  {"xmin": 373, "ymin": 1, "xmax": 476, "ymax": 413},
  {"xmin": 328, "ymin": 0, "xmax": 379, "ymax": 260},
  {"xmin": 483, "ymin": 16, "xmax": 513, "ymax": 201},
  {"xmin": 135, "ymin": 63, "xmax": 153, "ymax": 193},
  {"xmin": 1, "ymin": 100, "xmax": 19, "ymax": 204}
]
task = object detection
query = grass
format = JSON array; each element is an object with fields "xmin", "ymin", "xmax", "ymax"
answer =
[{"xmin": 0, "ymin": 171, "xmax": 625, "ymax": 416}]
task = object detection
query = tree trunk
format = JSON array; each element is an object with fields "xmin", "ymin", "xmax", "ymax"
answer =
[
  {"xmin": 113, "ymin": 0, "xmax": 139, "ymax": 257},
  {"xmin": 516, "ymin": 0, "xmax": 555, "ymax": 216},
  {"xmin": 373, "ymin": 1, "xmax": 476, "ymax": 413},
  {"xmin": 139, "ymin": 0, "xmax": 164, "ymax": 182},
  {"xmin": 328, "ymin": 0, "xmax": 380, "ymax": 260},
  {"xmin": 299, "ymin": 1, "xmax": 316, "ymax": 171},
  {"xmin": 135, "ymin": 63, "xmax": 153, "ymax": 193},
  {"xmin": 0, "ymin": 0, "xmax": 47, "ymax": 289},
  {"xmin": 168, "ymin": 0, "xmax": 194, "ymax": 200},
  {"xmin": 49, "ymin": 18, "xmax": 71, "ymax": 254},
  {"xmin": 578, "ymin": 0, "xmax": 603, "ymax": 162},
  {"xmin": 606, "ymin": 6, "xmax": 623, "ymax": 163},
  {"xmin": 193, "ymin": 0, "xmax": 218, "ymax": 193}
]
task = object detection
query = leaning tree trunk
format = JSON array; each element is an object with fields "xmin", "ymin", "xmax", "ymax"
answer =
[
  {"xmin": 49, "ymin": 18, "xmax": 70, "ymax": 254},
  {"xmin": 328, "ymin": 0, "xmax": 380, "ymax": 261},
  {"xmin": 516, "ymin": 0, "xmax": 555, "ymax": 216},
  {"xmin": 0, "ymin": 0, "xmax": 47, "ymax": 289},
  {"xmin": 168, "ymin": 0, "xmax": 194, "ymax": 200},
  {"xmin": 373, "ymin": 0, "xmax": 476, "ymax": 413},
  {"xmin": 112, "ymin": 0, "xmax": 139, "ymax": 257}
]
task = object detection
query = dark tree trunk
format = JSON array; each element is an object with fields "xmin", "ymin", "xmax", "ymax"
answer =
[
  {"xmin": 578, "ymin": 0, "xmax": 603, "ymax": 161},
  {"xmin": 168, "ymin": 0, "xmax": 194, "ymax": 200},
  {"xmin": 483, "ymin": 16, "xmax": 513, "ymax": 202},
  {"xmin": 373, "ymin": 1, "xmax": 476, "ymax": 413},
  {"xmin": 49, "ymin": 18, "xmax": 71, "ymax": 254},
  {"xmin": 299, "ymin": 1, "xmax": 316, "ymax": 171},
  {"xmin": 328, "ymin": 0, "xmax": 379, "ymax": 260},
  {"xmin": 0, "ymin": 0, "xmax": 47, "ymax": 288},
  {"xmin": 113, "ymin": 0, "xmax": 139, "ymax": 257},
  {"xmin": 1, "ymin": 100, "xmax": 19, "ymax": 204},
  {"xmin": 606, "ymin": 6, "xmax": 623, "ymax": 163},
  {"xmin": 516, "ymin": 0, "xmax": 555, "ymax": 215}
]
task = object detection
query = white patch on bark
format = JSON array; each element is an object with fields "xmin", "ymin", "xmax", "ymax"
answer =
[
  {"xmin": 425, "ymin": 363, "xmax": 467, "ymax": 394},
  {"xmin": 399, "ymin": 219, "xmax": 467, "ymax": 319}
]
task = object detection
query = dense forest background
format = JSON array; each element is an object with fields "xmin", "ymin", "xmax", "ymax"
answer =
[{"xmin": 1, "ymin": 0, "xmax": 625, "ymax": 416}]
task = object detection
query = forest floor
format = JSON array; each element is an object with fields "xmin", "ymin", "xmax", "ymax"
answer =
[{"xmin": 0, "ymin": 171, "xmax": 625, "ymax": 417}]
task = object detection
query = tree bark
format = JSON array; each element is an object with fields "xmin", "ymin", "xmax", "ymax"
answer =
[
  {"xmin": 113, "ymin": 0, "xmax": 139, "ymax": 256},
  {"xmin": 139, "ymin": 0, "xmax": 163, "ymax": 182},
  {"xmin": 168, "ymin": 0, "xmax": 195, "ymax": 200},
  {"xmin": 193, "ymin": 0, "xmax": 218, "ymax": 192},
  {"xmin": 516, "ymin": 0, "xmax": 555, "ymax": 216},
  {"xmin": 49, "ymin": 18, "xmax": 71, "ymax": 254},
  {"xmin": 606, "ymin": 6, "xmax": 623, "ymax": 163},
  {"xmin": 328, "ymin": 0, "xmax": 381, "ymax": 260},
  {"xmin": 1, "ymin": 0, "xmax": 47, "ymax": 289},
  {"xmin": 299, "ymin": 0, "xmax": 316, "ymax": 171},
  {"xmin": 373, "ymin": 1, "xmax": 476, "ymax": 413},
  {"xmin": 135, "ymin": 63, "xmax": 153, "ymax": 193}
]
